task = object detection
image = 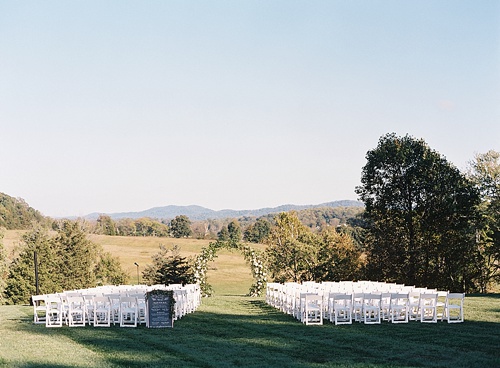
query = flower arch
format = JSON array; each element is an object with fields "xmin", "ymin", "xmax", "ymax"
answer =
[{"xmin": 192, "ymin": 240, "xmax": 267, "ymax": 297}]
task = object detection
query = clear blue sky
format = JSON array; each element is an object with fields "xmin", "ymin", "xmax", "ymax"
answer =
[{"xmin": 1, "ymin": 1, "xmax": 499, "ymax": 217}]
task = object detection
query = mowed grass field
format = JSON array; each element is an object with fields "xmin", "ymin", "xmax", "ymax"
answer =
[{"xmin": 1, "ymin": 231, "xmax": 500, "ymax": 367}]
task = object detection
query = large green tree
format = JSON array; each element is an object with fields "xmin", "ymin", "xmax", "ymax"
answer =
[
  {"xmin": 264, "ymin": 212, "xmax": 317, "ymax": 283},
  {"xmin": 467, "ymin": 150, "xmax": 500, "ymax": 292},
  {"xmin": 356, "ymin": 133, "xmax": 481, "ymax": 292},
  {"xmin": 227, "ymin": 220, "xmax": 242, "ymax": 247},
  {"xmin": 313, "ymin": 228, "xmax": 363, "ymax": 281},
  {"xmin": 264, "ymin": 212, "xmax": 363, "ymax": 283},
  {"xmin": 54, "ymin": 221, "xmax": 98, "ymax": 291},
  {"xmin": 97, "ymin": 215, "xmax": 116, "ymax": 235},
  {"xmin": 170, "ymin": 215, "xmax": 192, "ymax": 238},
  {"xmin": 244, "ymin": 218, "xmax": 271, "ymax": 243}
]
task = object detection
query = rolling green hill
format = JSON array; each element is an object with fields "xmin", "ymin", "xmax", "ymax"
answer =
[{"xmin": 0, "ymin": 192, "xmax": 46, "ymax": 229}]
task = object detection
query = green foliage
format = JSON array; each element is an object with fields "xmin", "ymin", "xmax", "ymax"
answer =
[
  {"xmin": 170, "ymin": 215, "xmax": 192, "ymax": 238},
  {"xmin": 142, "ymin": 245, "xmax": 194, "ymax": 286},
  {"xmin": 192, "ymin": 241, "xmax": 220, "ymax": 296},
  {"xmin": 243, "ymin": 218, "xmax": 271, "ymax": 243},
  {"xmin": 96, "ymin": 215, "xmax": 116, "ymax": 235},
  {"xmin": 3, "ymin": 225, "xmax": 58, "ymax": 304},
  {"xmin": 217, "ymin": 225, "xmax": 229, "ymax": 241},
  {"xmin": 356, "ymin": 133, "xmax": 481, "ymax": 292},
  {"xmin": 264, "ymin": 212, "xmax": 363, "ymax": 283},
  {"xmin": 92, "ymin": 216, "xmax": 171, "ymax": 237},
  {"xmin": 0, "ymin": 229, "xmax": 7, "ymax": 305},
  {"xmin": 297, "ymin": 206, "xmax": 364, "ymax": 231},
  {"xmin": 227, "ymin": 220, "xmax": 242, "ymax": 247},
  {"xmin": 94, "ymin": 251, "xmax": 128, "ymax": 286},
  {"xmin": 239, "ymin": 244, "xmax": 267, "ymax": 297},
  {"xmin": 313, "ymin": 228, "xmax": 363, "ymax": 281},
  {"xmin": 264, "ymin": 212, "xmax": 316, "ymax": 283},
  {"xmin": 54, "ymin": 221, "xmax": 98, "ymax": 291},
  {"xmin": 467, "ymin": 150, "xmax": 500, "ymax": 292},
  {"xmin": 0, "ymin": 193, "xmax": 46, "ymax": 229},
  {"xmin": 3, "ymin": 221, "xmax": 128, "ymax": 305},
  {"xmin": 192, "ymin": 240, "xmax": 267, "ymax": 297}
]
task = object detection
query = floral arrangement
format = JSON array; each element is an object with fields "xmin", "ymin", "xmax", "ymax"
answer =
[
  {"xmin": 240, "ymin": 245, "xmax": 267, "ymax": 297},
  {"xmin": 192, "ymin": 240, "xmax": 267, "ymax": 297}
]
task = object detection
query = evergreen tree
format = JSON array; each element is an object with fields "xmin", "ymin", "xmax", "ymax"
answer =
[
  {"xmin": 54, "ymin": 221, "xmax": 98, "ymax": 291},
  {"xmin": 217, "ymin": 226, "xmax": 230, "ymax": 241},
  {"xmin": 94, "ymin": 251, "xmax": 128, "ymax": 286},
  {"xmin": 142, "ymin": 245, "xmax": 194, "ymax": 285},
  {"xmin": 3, "ymin": 225, "xmax": 58, "ymax": 304},
  {"xmin": 227, "ymin": 220, "xmax": 242, "ymax": 247}
]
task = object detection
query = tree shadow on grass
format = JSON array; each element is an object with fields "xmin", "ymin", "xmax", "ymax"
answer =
[{"xmin": 12, "ymin": 297, "xmax": 500, "ymax": 368}]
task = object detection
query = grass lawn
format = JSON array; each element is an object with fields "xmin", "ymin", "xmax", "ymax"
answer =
[{"xmin": 1, "ymin": 293, "xmax": 499, "ymax": 367}]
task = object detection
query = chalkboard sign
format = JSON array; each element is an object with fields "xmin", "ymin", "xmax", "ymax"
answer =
[{"xmin": 146, "ymin": 290, "xmax": 175, "ymax": 328}]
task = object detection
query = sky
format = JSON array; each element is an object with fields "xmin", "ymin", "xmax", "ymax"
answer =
[{"xmin": 0, "ymin": 1, "xmax": 499, "ymax": 218}]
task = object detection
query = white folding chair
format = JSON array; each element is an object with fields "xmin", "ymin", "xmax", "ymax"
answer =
[
  {"xmin": 352, "ymin": 293, "xmax": 364, "ymax": 322},
  {"xmin": 82, "ymin": 294, "xmax": 98, "ymax": 325},
  {"xmin": 173, "ymin": 290, "xmax": 187, "ymax": 320},
  {"xmin": 445, "ymin": 293, "xmax": 464, "ymax": 323},
  {"xmin": 32, "ymin": 295, "xmax": 47, "ymax": 325},
  {"xmin": 329, "ymin": 293, "xmax": 352, "ymax": 325},
  {"xmin": 129, "ymin": 293, "xmax": 147, "ymax": 325},
  {"xmin": 380, "ymin": 292, "xmax": 391, "ymax": 321},
  {"xmin": 301, "ymin": 294, "xmax": 323, "ymax": 325},
  {"xmin": 419, "ymin": 293, "xmax": 438, "ymax": 323},
  {"xmin": 93, "ymin": 296, "xmax": 112, "ymax": 327},
  {"xmin": 67, "ymin": 296, "xmax": 86, "ymax": 327},
  {"xmin": 46, "ymin": 295, "xmax": 64, "ymax": 327},
  {"xmin": 436, "ymin": 291, "xmax": 448, "ymax": 321},
  {"xmin": 119, "ymin": 296, "xmax": 138, "ymax": 327},
  {"xmin": 408, "ymin": 291, "xmax": 421, "ymax": 321},
  {"xmin": 105, "ymin": 294, "xmax": 121, "ymax": 325},
  {"xmin": 390, "ymin": 293, "xmax": 409, "ymax": 323},
  {"xmin": 362, "ymin": 293, "xmax": 381, "ymax": 324}
]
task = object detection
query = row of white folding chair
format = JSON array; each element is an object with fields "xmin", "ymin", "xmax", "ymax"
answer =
[
  {"xmin": 266, "ymin": 283, "xmax": 465, "ymax": 325},
  {"xmin": 326, "ymin": 292, "xmax": 464, "ymax": 325},
  {"xmin": 40, "ymin": 294, "xmax": 140, "ymax": 328}
]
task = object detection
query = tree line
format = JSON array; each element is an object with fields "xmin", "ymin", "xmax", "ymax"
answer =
[
  {"xmin": 89, "ymin": 207, "xmax": 363, "ymax": 241},
  {"xmin": 0, "ymin": 133, "xmax": 498, "ymax": 302}
]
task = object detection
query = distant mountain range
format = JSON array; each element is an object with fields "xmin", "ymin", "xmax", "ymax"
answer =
[{"xmin": 83, "ymin": 200, "xmax": 364, "ymax": 221}]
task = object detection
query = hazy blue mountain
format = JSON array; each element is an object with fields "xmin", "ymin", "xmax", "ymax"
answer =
[{"xmin": 84, "ymin": 200, "xmax": 363, "ymax": 221}]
